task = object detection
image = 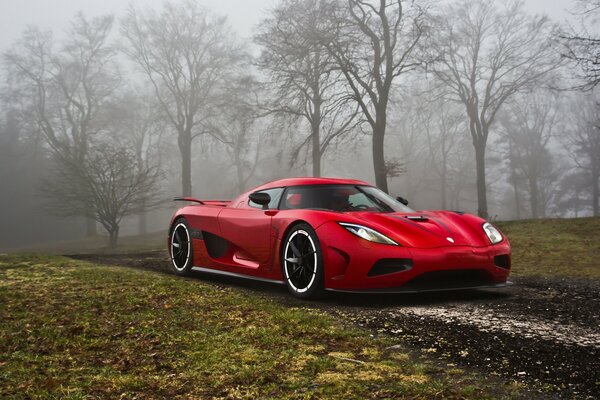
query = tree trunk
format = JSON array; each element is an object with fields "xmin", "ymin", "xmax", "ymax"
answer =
[
  {"xmin": 312, "ymin": 134, "xmax": 321, "ymax": 177},
  {"xmin": 86, "ymin": 215, "xmax": 97, "ymax": 237},
  {"xmin": 529, "ymin": 177, "xmax": 539, "ymax": 219},
  {"xmin": 311, "ymin": 57, "xmax": 322, "ymax": 178},
  {"xmin": 441, "ymin": 154, "xmax": 447, "ymax": 209},
  {"xmin": 235, "ymin": 157, "xmax": 245, "ymax": 194},
  {"xmin": 139, "ymin": 212, "xmax": 147, "ymax": 236},
  {"xmin": 508, "ymin": 139, "xmax": 521, "ymax": 219},
  {"xmin": 179, "ymin": 130, "xmax": 193, "ymax": 197},
  {"xmin": 511, "ymin": 171, "xmax": 521, "ymax": 219},
  {"xmin": 593, "ymin": 167, "xmax": 599, "ymax": 217},
  {"xmin": 108, "ymin": 225, "xmax": 119, "ymax": 248},
  {"xmin": 372, "ymin": 106, "xmax": 388, "ymax": 193},
  {"xmin": 474, "ymin": 142, "xmax": 488, "ymax": 219},
  {"xmin": 311, "ymin": 94, "xmax": 322, "ymax": 177}
]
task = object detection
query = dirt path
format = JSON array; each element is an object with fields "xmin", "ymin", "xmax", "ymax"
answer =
[
  {"xmin": 70, "ymin": 251, "xmax": 600, "ymax": 399},
  {"xmin": 321, "ymin": 280, "xmax": 600, "ymax": 399}
]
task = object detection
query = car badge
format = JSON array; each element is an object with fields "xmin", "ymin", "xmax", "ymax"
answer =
[{"xmin": 446, "ymin": 237, "xmax": 454, "ymax": 243}]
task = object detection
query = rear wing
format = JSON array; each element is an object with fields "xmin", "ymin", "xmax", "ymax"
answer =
[{"xmin": 173, "ymin": 197, "xmax": 230, "ymax": 207}]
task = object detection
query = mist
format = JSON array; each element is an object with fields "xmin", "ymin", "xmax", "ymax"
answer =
[{"xmin": 1, "ymin": 0, "xmax": 598, "ymax": 250}]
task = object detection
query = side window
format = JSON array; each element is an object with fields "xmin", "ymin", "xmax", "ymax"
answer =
[{"xmin": 248, "ymin": 187, "xmax": 284, "ymax": 209}]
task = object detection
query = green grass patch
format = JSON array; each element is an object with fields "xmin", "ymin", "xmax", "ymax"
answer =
[
  {"xmin": 496, "ymin": 217, "xmax": 600, "ymax": 278},
  {"xmin": 1, "ymin": 231, "xmax": 166, "ymax": 255},
  {"xmin": 0, "ymin": 253, "xmax": 519, "ymax": 399}
]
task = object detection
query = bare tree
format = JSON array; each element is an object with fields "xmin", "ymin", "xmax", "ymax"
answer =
[
  {"xmin": 42, "ymin": 144, "xmax": 163, "ymax": 247},
  {"xmin": 386, "ymin": 101, "xmax": 424, "ymax": 200},
  {"xmin": 563, "ymin": 92, "xmax": 600, "ymax": 216},
  {"xmin": 498, "ymin": 91, "xmax": 562, "ymax": 218},
  {"xmin": 324, "ymin": 0, "xmax": 426, "ymax": 192},
  {"xmin": 2, "ymin": 13, "xmax": 119, "ymax": 235},
  {"xmin": 560, "ymin": 0, "xmax": 600, "ymax": 90},
  {"xmin": 555, "ymin": 170, "xmax": 591, "ymax": 217},
  {"xmin": 503, "ymin": 129, "xmax": 526, "ymax": 219},
  {"xmin": 207, "ymin": 75, "xmax": 266, "ymax": 193},
  {"xmin": 428, "ymin": 0, "xmax": 559, "ymax": 218},
  {"xmin": 121, "ymin": 0, "xmax": 243, "ymax": 197},
  {"xmin": 256, "ymin": 0, "xmax": 359, "ymax": 177},
  {"xmin": 105, "ymin": 90, "xmax": 167, "ymax": 234},
  {"xmin": 388, "ymin": 84, "xmax": 475, "ymax": 211},
  {"xmin": 419, "ymin": 95, "xmax": 464, "ymax": 209}
]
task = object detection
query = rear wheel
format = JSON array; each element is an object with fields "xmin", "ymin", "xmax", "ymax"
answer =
[
  {"xmin": 282, "ymin": 223, "xmax": 324, "ymax": 299},
  {"xmin": 169, "ymin": 218, "xmax": 193, "ymax": 275}
]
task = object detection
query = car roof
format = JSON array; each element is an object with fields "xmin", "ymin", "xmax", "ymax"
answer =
[{"xmin": 254, "ymin": 177, "xmax": 371, "ymax": 191}]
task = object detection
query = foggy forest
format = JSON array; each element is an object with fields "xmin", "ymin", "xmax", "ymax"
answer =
[{"xmin": 1, "ymin": 0, "xmax": 599, "ymax": 249}]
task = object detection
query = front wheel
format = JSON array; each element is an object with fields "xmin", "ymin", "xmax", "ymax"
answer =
[
  {"xmin": 282, "ymin": 223, "xmax": 324, "ymax": 299},
  {"xmin": 169, "ymin": 218, "xmax": 194, "ymax": 275}
]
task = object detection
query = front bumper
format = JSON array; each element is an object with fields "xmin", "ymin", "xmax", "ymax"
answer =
[{"xmin": 316, "ymin": 222, "xmax": 511, "ymax": 291}]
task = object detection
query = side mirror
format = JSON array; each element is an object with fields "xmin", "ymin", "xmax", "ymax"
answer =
[
  {"xmin": 396, "ymin": 196, "xmax": 409, "ymax": 206},
  {"xmin": 249, "ymin": 191, "xmax": 271, "ymax": 210}
]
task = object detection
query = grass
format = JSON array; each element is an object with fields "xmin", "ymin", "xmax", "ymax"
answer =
[
  {"xmin": 496, "ymin": 217, "xmax": 600, "ymax": 278},
  {"xmin": 0, "ymin": 253, "xmax": 521, "ymax": 399},
  {"xmin": 0, "ymin": 231, "xmax": 167, "ymax": 255}
]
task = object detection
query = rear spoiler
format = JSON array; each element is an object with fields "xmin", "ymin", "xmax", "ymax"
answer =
[{"xmin": 173, "ymin": 197, "xmax": 230, "ymax": 206}]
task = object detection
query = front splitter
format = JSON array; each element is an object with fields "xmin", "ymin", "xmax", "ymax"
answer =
[{"xmin": 325, "ymin": 280, "xmax": 513, "ymax": 294}]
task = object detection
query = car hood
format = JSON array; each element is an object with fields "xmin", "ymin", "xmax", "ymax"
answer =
[{"xmin": 348, "ymin": 210, "xmax": 491, "ymax": 248}]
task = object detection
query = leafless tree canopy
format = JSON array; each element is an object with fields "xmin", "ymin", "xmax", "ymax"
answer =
[
  {"xmin": 2, "ymin": 0, "xmax": 600, "ymax": 248},
  {"xmin": 256, "ymin": 0, "xmax": 360, "ymax": 177},
  {"xmin": 42, "ymin": 145, "xmax": 162, "ymax": 247},
  {"xmin": 427, "ymin": 0, "xmax": 560, "ymax": 217},
  {"xmin": 3, "ymin": 13, "xmax": 120, "ymax": 236},
  {"xmin": 323, "ymin": 0, "xmax": 427, "ymax": 193},
  {"xmin": 561, "ymin": 0, "xmax": 600, "ymax": 90},
  {"xmin": 498, "ymin": 91, "xmax": 562, "ymax": 218},
  {"xmin": 121, "ymin": 0, "xmax": 244, "ymax": 197},
  {"xmin": 562, "ymin": 92, "xmax": 600, "ymax": 216}
]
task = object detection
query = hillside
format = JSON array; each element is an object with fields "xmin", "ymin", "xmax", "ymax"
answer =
[{"xmin": 496, "ymin": 217, "xmax": 600, "ymax": 278}]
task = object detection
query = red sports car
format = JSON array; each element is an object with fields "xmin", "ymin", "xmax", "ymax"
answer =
[{"xmin": 168, "ymin": 177, "xmax": 511, "ymax": 299}]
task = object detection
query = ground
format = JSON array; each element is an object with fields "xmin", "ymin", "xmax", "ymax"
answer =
[
  {"xmin": 1, "ymin": 254, "xmax": 524, "ymax": 399},
  {"xmin": 1, "ymin": 217, "xmax": 599, "ymax": 399}
]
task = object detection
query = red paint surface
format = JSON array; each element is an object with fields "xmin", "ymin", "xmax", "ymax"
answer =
[{"xmin": 168, "ymin": 177, "xmax": 511, "ymax": 291}]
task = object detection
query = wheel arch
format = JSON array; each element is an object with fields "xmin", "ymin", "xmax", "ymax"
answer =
[
  {"xmin": 168, "ymin": 216, "xmax": 194, "ymax": 275},
  {"xmin": 168, "ymin": 214, "xmax": 188, "ymax": 236},
  {"xmin": 278, "ymin": 219, "xmax": 313, "ymax": 261},
  {"xmin": 278, "ymin": 218, "xmax": 325, "ymax": 298},
  {"xmin": 277, "ymin": 219, "xmax": 326, "ymax": 282}
]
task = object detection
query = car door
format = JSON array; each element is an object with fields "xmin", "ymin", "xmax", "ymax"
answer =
[{"xmin": 217, "ymin": 188, "xmax": 284, "ymax": 268}]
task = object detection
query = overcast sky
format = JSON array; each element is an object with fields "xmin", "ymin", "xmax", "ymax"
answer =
[
  {"xmin": 0, "ymin": 0, "xmax": 577, "ymax": 52},
  {"xmin": 0, "ymin": 0, "xmax": 276, "ymax": 51}
]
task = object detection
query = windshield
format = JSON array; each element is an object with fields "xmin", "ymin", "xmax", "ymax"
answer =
[{"xmin": 280, "ymin": 185, "xmax": 414, "ymax": 213}]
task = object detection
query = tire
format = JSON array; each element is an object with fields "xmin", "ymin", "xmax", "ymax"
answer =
[
  {"xmin": 282, "ymin": 223, "xmax": 324, "ymax": 299},
  {"xmin": 169, "ymin": 218, "xmax": 194, "ymax": 276}
]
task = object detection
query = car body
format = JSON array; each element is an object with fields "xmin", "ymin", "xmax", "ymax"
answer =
[{"xmin": 168, "ymin": 177, "xmax": 511, "ymax": 298}]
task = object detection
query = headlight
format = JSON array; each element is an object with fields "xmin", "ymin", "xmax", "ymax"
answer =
[
  {"xmin": 339, "ymin": 223, "xmax": 398, "ymax": 245},
  {"xmin": 483, "ymin": 222, "xmax": 502, "ymax": 244}
]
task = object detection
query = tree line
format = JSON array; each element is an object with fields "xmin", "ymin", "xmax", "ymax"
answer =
[{"xmin": 1, "ymin": 0, "xmax": 599, "ymax": 247}]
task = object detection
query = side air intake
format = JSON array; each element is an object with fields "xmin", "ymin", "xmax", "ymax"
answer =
[{"xmin": 494, "ymin": 254, "xmax": 511, "ymax": 270}]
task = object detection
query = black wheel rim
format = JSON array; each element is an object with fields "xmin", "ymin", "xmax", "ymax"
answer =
[
  {"xmin": 171, "ymin": 223, "xmax": 190, "ymax": 270},
  {"xmin": 284, "ymin": 230, "xmax": 317, "ymax": 293}
]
